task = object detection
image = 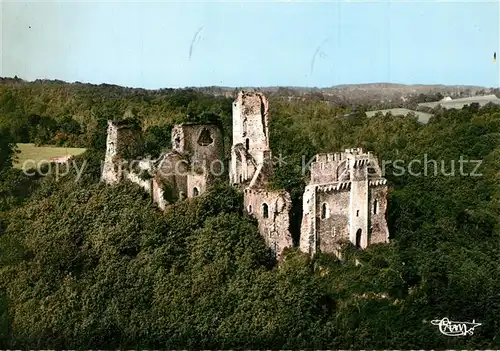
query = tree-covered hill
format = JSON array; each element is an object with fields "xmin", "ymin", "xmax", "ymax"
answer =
[{"xmin": 0, "ymin": 80, "xmax": 499, "ymax": 348}]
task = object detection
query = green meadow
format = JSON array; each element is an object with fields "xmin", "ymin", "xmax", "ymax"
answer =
[{"xmin": 13, "ymin": 143, "xmax": 87, "ymax": 169}]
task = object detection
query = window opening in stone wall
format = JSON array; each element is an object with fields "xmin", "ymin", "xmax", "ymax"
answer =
[
  {"xmin": 193, "ymin": 187, "xmax": 199, "ymax": 197},
  {"xmin": 262, "ymin": 203, "xmax": 269, "ymax": 218},
  {"xmin": 373, "ymin": 200, "xmax": 378, "ymax": 214},
  {"xmin": 174, "ymin": 134, "xmax": 181, "ymax": 149},
  {"xmin": 248, "ymin": 205, "xmax": 252, "ymax": 213},
  {"xmin": 245, "ymin": 138, "xmax": 249, "ymax": 150},
  {"xmin": 197, "ymin": 128, "xmax": 214, "ymax": 146},
  {"xmin": 321, "ymin": 203, "xmax": 328, "ymax": 219},
  {"xmin": 356, "ymin": 210, "xmax": 359, "ymax": 217}
]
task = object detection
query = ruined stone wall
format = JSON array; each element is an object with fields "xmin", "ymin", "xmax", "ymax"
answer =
[
  {"xmin": 155, "ymin": 152, "xmax": 188, "ymax": 202},
  {"xmin": 232, "ymin": 92, "xmax": 270, "ymax": 172},
  {"xmin": 187, "ymin": 173, "xmax": 206, "ymax": 198},
  {"xmin": 244, "ymin": 188, "xmax": 293, "ymax": 259},
  {"xmin": 125, "ymin": 172, "xmax": 153, "ymax": 196},
  {"xmin": 299, "ymin": 185, "xmax": 317, "ymax": 256},
  {"xmin": 300, "ymin": 184, "xmax": 352, "ymax": 256},
  {"xmin": 101, "ymin": 122, "xmax": 120, "ymax": 184},
  {"xmin": 172, "ymin": 124, "xmax": 224, "ymax": 190},
  {"xmin": 369, "ymin": 184, "xmax": 389, "ymax": 245},
  {"xmin": 152, "ymin": 178, "xmax": 167, "ymax": 210},
  {"xmin": 101, "ymin": 121, "xmax": 142, "ymax": 184},
  {"xmin": 317, "ymin": 187, "xmax": 350, "ymax": 254},
  {"xmin": 102, "ymin": 120, "xmax": 225, "ymax": 212},
  {"xmin": 172, "ymin": 124, "xmax": 223, "ymax": 165},
  {"xmin": 230, "ymin": 146, "xmax": 257, "ymax": 185},
  {"xmin": 349, "ymin": 163, "xmax": 369, "ymax": 249}
]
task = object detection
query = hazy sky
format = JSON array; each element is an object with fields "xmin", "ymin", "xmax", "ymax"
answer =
[{"xmin": 2, "ymin": 0, "xmax": 500, "ymax": 89}]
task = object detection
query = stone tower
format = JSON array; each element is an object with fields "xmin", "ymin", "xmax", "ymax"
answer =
[
  {"xmin": 230, "ymin": 91, "xmax": 293, "ymax": 259},
  {"xmin": 101, "ymin": 120, "xmax": 142, "ymax": 184},
  {"xmin": 300, "ymin": 148, "xmax": 389, "ymax": 257},
  {"xmin": 230, "ymin": 91, "xmax": 274, "ymax": 187}
]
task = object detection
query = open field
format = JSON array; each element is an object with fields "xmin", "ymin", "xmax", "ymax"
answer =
[
  {"xmin": 365, "ymin": 108, "xmax": 434, "ymax": 124},
  {"xmin": 13, "ymin": 143, "xmax": 87, "ymax": 169}
]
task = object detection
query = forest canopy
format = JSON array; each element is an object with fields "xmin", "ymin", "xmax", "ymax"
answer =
[{"xmin": 0, "ymin": 79, "xmax": 499, "ymax": 348}]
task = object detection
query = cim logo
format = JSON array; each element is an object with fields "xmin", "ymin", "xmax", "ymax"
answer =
[{"xmin": 431, "ymin": 317, "xmax": 482, "ymax": 337}]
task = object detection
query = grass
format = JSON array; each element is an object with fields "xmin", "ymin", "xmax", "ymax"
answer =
[{"xmin": 13, "ymin": 143, "xmax": 87, "ymax": 169}]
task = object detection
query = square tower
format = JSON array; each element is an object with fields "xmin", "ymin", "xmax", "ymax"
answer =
[
  {"xmin": 101, "ymin": 120, "xmax": 142, "ymax": 184},
  {"xmin": 231, "ymin": 91, "xmax": 273, "ymax": 186},
  {"xmin": 300, "ymin": 148, "xmax": 389, "ymax": 257}
]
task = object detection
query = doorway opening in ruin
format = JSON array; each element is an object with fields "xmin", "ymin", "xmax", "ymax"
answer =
[
  {"xmin": 193, "ymin": 187, "xmax": 199, "ymax": 197},
  {"xmin": 262, "ymin": 203, "xmax": 269, "ymax": 218},
  {"xmin": 355, "ymin": 229, "xmax": 362, "ymax": 248},
  {"xmin": 289, "ymin": 194, "xmax": 303, "ymax": 247}
]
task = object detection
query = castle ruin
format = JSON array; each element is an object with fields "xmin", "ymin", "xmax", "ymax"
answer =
[
  {"xmin": 101, "ymin": 91, "xmax": 389, "ymax": 259},
  {"xmin": 101, "ymin": 120, "xmax": 224, "ymax": 210},
  {"xmin": 300, "ymin": 149, "xmax": 389, "ymax": 257},
  {"xmin": 230, "ymin": 91, "xmax": 293, "ymax": 258}
]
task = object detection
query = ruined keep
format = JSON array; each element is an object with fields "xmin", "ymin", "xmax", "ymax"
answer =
[
  {"xmin": 102, "ymin": 120, "xmax": 224, "ymax": 210},
  {"xmin": 230, "ymin": 91, "xmax": 293, "ymax": 258},
  {"xmin": 299, "ymin": 148, "xmax": 389, "ymax": 257}
]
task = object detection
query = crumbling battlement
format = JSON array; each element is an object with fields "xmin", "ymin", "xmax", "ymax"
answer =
[{"xmin": 309, "ymin": 148, "xmax": 382, "ymax": 185}]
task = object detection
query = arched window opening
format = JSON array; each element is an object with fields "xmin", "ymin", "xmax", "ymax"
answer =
[
  {"xmin": 373, "ymin": 200, "xmax": 378, "ymax": 214},
  {"xmin": 248, "ymin": 205, "xmax": 252, "ymax": 213},
  {"xmin": 262, "ymin": 203, "xmax": 269, "ymax": 218},
  {"xmin": 193, "ymin": 187, "xmax": 199, "ymax": 197},
  {"xmin": 245, "ymin": 138, "xmax": 250, "ymax": 150},
  {"xmin": 321, "ymin": 203, "xmax": 328, "ymax": 219},
  {"xmin": 356, "ymin": 229, "xmax": 362, "ymax": 249}
]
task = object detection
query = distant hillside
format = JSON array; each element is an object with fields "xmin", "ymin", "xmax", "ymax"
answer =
[
  {"xmin": 0, "ymin": 76, "xmax": 497, "ymax": 131},
  {"xmin": 216, "ymin": 83, "xmax": 494, "ymax": 109}
]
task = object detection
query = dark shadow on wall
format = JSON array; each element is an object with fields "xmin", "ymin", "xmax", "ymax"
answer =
[{"xmin": 289, "ymin": 193, "xmax": 303, "ymax": 247}]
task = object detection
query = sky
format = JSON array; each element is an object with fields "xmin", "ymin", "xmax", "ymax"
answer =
[{"xmin": 1, "ymin": 0, "xmax": 500, "ymax": 89}]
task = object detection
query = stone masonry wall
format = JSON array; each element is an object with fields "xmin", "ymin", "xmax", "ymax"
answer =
[
  {"xmin": 317, "ymin": 187, "xmax": 351, "ymax": 254},
  {"xmin": 231, "ymin": 91, "xmax": 271, "ymax": 185},
  {"xmin": 300, "ymin": 148, "xmax": 390, "ymax": 257},
  {"xmin": 101, "ymin": 121, "xmax": 142, "ymax": 184},
  {"xmin": 299, "ymin": 185, "xmax": 317, "ymax": 256},
  {"xmin": 349, "ymin": 164, "xmax": 369, "ymax": 249},
  {"xmin": 369, "ymin": 184, "xmax": 389, "ymax": 244},
  {"xmin": 244, "ymin": 188, "xmax": 293, "ymax": 259}
]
